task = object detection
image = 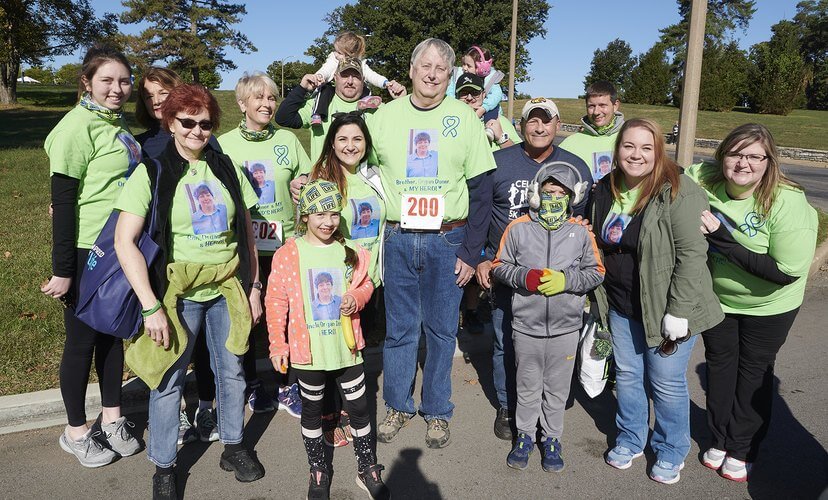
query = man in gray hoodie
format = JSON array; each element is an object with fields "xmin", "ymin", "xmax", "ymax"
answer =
[{"xmin": 492, "ymin": 162, "xmax": 604, "ymax": 473}]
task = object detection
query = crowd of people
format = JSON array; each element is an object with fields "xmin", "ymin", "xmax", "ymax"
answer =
[{"xmin": 41, "ymin": 34, "xmax": 818, "ymax": 500}]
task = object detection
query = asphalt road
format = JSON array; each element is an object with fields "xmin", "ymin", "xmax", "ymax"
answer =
[{"xmin": 1, "ymin": 271, "xmax": 826, "ymax": 499}]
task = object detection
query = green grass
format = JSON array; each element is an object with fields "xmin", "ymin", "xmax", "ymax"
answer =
[
  {"xmin": 817, "ymin": 209, "xmax": 828, "ymax": 247},
  {"xmin": 0, "ymin": 86, "xmax": 826, "ymax": 395}
]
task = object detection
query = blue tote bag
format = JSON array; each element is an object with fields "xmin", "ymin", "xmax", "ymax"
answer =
[{"xmin": 74, "ymin": 160, "xmax": 162, "ymax": 339}]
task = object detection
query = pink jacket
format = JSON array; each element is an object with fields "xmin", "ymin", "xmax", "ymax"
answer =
[{"xmin": 265, "ymin": 238, "xmax": 374, "ymax": 365}]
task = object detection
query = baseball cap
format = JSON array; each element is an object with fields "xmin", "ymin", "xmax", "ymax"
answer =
[
  {"xmin": 455, "ymin": 72, "xmax": 484, "ymax": 94},
  {"xmin": 337, "ymin": 57, "xmax": 363, "ymax": 77},
  {"xmin": 521, "ymin": 97, "xmax": 560, "ymax": 121}
]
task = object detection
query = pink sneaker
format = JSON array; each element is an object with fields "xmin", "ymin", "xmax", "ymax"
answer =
[
  {"xmin": 702, "ymin": 448, "xmax": 726, "ymax": 470},
  {"xmin": 721, "ymin": 456, "xmax": 751, "ymax": 482},
  {"xmin": 310, "ymin": 114, "xmax": 322, "ymax": 126}
]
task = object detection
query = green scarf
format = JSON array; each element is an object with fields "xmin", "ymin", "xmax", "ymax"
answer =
[
  {"xmin": 238, "ymin": 119, "xmax": 275, "ymax": 141},
  {"xmin": 593, "ymin": 114, "xmax": 617, "ymax": 136},
  {"xmin": 79, "ymin": 92, "xmax": 123, "ymax": 122},
  {"xmin": 538, "ymin": 193, "xmax": 569, "ymax": 231}
]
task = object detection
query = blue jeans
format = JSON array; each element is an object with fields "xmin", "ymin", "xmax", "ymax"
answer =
[
  {"xmin": 490, "ymin": 284, "xmax": 515, "ymax": 410},
  {"xmin": 609, "ymin": 308, "xmax": 697, "ymax": 466},
  {"xmin": 382, "ymin": 224, "xmax": 465, "ymax": 421},
  {"xmin": 147, "ymin": 296, "xmax": 246, "ymax": 467}
]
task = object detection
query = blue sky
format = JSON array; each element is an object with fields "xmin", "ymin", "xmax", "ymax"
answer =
[{"xmin": 48, "ymin": 0, "xmax": 802, "ymax": 98}]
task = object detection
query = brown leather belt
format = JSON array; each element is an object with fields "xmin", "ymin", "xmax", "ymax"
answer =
[{"xmin": 387, "ymin": 219, "xmax": 467, "ymax": 233}]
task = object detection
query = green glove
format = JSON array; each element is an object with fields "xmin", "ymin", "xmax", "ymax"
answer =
[{"xmin": 537, "ymin": 269, "xmax": 565, "ymax": 296}]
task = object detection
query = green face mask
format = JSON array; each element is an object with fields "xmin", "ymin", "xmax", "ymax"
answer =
[{"xmin": 538, "ymin": 192, "xmax": 569, "ymax": 230}]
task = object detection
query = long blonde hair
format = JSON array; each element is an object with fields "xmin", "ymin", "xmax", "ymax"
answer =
[{"xmin": 703, "ymin": 123, "xmax": 802, "ymax": 215}]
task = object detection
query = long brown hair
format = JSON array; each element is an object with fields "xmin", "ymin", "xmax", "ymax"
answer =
[
  {"xmin": 703, "ymin": 123, "xmax": 802, "ymax": 215},
  {"xmin": 610, "ymin": 118, "xmax": 680, "ymax": 214},
  {"xmin": 309, "ymin": 112, "xmax": 373, "ymax": 200},
  {"xmin": 135, "ymin": 67, "xmax": 184, "ymax": 128}
]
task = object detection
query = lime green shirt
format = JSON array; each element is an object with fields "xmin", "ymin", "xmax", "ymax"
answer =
[
  {"xmin": 298, "ymin": 94, "xmax": 361, "ymax": 162},
  {"xmin": 341, "ymin": 170, "xmax": 385, "ymax": 284},
  {"xmin": 559, "ymin": 130, "xmax": 618, "ymax": 181},
  {"xmin": 218, "ymin": 128, "xmax": 311, "ymax": 255},
  {"xmin": 116, "ymin": 160, "xmax": 258, "ymax": 301},
  {"xmin": 685, "ymin": 162, "xmax": 817, "ymax": 315},
  {"xmin": 45, "ymin": 105, "xmax": 142, "ymax": 248},
  {"xmin": 294, "ymin": 237, "xmax": 362, "ymax": 371},
  {"xmin": 368, "ymin": 97, "xmax": 496, "ymax": 222}
]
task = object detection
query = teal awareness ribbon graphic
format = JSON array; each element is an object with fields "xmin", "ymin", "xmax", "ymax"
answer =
[
  {"xmin": 442, "ymin": 116, "xmax": 460, "ymax": 138},
  {"xmin": 273, "ymin": 145, "xmax": 290, "ymax": 165},
  {"xmin": 738, "ymin": 211, "xmax": 765, "ymax": 237}
]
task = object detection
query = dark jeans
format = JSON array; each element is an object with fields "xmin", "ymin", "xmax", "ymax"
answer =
[{"xmin": 702, "ymin": 308, "xmax": 799, "ymax": 462}]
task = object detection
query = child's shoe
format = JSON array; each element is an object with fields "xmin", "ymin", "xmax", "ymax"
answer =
[
  {"xmin": 275, "ymin": 383, "xmax": 302, "ymax": 418},
  {"xmin": 702, "ymin": 447, "xmax": 726, "ymax": 470},
  {"xmin": 506, "ymin": 432, "xmax": 534, "ymax": 470},
  {"xmin": 356, "ymin": 464, "xmax": 390, "ymax": 500},
  {"xmin": 307, "ymin": 467, "xmax": 331, "ymax": 500},
  {"xmin": 310, "ymin": 114, "xmax": 323, "ymax": 126},
  {"xmin": 247, "ymin": 383, "xmax": 276, "ymax": 413},
  {"xmin": 357, "ymin": 95, "xmax": 382, "ymax": 111},
  {"xmin": 540, "ymin": 437, "xmax": 565, "ymax": 472},
  {"xmin": 649, "ymin": 460, "xmax": 685, "ymax": 485},
  {"xmin": 323, "ymin": 426, "xmax": 349, "ymax": 448},
  {"xmin": 720, "ymin": 456, "xmax": 751, "ymax": 482},
  {"xmin": 177, "ymin": 410, "xmax": 198, "ymax": 445}
]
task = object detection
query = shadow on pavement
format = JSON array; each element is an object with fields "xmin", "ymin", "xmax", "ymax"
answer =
[
  {"xmin": 567, "ymin": 374, "xmax": 617, "ymax": 454},
  {"xmin": 384, "ymin": 447, "xmax": 443, "ymax": 499}
]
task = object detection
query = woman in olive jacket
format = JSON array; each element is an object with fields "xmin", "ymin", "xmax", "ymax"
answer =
[{"xmin": 590, "ymin": 118, "xmax": 723, "ymax": 485}]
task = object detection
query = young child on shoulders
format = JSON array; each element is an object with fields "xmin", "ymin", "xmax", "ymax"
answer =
[
  {"xmin": 265, "ymin": 179, "xmax": 389, "ymax": 500},
  {"xmin": 447, "ymin": 45, "xmax": 505, "ymax": 121},
  {"xmin": 309, "ymin": 31, "xmax": 406, "ymax": 125},
  {"xmin": 492, "ymin": 162, "xmax": 605, "ymax": 473}
]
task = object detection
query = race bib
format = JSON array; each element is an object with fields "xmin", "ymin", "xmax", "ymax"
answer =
[
  {"xmin": 251, "ymin": 219, "xmax": 283, "ymax": 252},
  {"xmin": 401, "ymin": 194, "xmax": 445, "ymax": 230}
]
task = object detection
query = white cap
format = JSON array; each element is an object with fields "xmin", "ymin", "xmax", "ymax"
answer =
[{"xmin": 521, "ymin": 97, "xmax": 560, "ymax": 121}]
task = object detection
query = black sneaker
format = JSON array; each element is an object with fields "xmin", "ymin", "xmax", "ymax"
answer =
[
  {"xmin": 308, "ymin": 467, "xmax": 331, "ymax": 500},
  {"xmin": 357, "ymin": 464, "xmax": 390, "ymax": 500},
  {"xmin": 493, "ymin": 407, "xmax": 513, "ymax": 441},
  {"xmin": 152, "ymin": 471, "xmax": 177, "ymax": 500},
  {"xmin": 219, "ymin": 448, "xmax": 265, "ymax": 482}
]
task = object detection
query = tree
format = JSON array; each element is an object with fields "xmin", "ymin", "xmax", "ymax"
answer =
[
  {"xmin": 54, "ymin": 62, "xmax": 82, "ymax": 85},
  {"xmin": 21, "ymin": 66, "xmax": 54, "ymax": 84},
  {"xmin": 306, "ymin": 0, "xmax": 550, "ymax": 89},
  {"xmin": 749, "ymin": 21, "xmax": 809, "ymax": 115},
  {"xmin": 266, "ymin": 59, "xmax": 317, "ymax": 97},
  {"xmin": 696, "ymin": 41, "xmax": 749, "ymax": 111},
  {"xmin": 583, "ymin": 39, "xmax": 634, "ymax": 97},
  {"xmin": 792, "ymin": 0, "xmax": 828, "ymax": 109},
  {"xmin": 0, "ymin": 0, "xmax": 117, "ymax": 104},
  {"xmin": 625, "ymin": 43, "xmax": 672, "ymax": 106},
  {"xmin": 120, "ymin": 0, "xmax": 256, "ymax": 85}
]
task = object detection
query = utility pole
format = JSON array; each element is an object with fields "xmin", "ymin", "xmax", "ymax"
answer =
[
  {"xmin": 676, "ymin": 0, "xmax": 707, "ymax": 166},
  {"xmin": 507, "ymin": 0, "xmax": 518, "ymax": 121}
]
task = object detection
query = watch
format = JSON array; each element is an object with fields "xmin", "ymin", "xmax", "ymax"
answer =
[
  {"xmin": 496, "ymin": 133, "xmax": 510, "ymax": 145},
  {"xmin": 251, "ymin": 281, "xmax": 263, "ymax": 290}
]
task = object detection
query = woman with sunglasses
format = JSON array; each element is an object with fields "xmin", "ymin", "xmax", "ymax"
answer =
[
  {"xmin": 114, "ymin": 84, "xmax": 265, "ymax": 499},
  {"xmin": 43, "ymin": 43, "xmax": 142, "ymax": 468},
  {"xmin": 590, "ymin": 118, "xmax": 723, "ymax": 484},
  {"xmin": 686, "ymin": 124, "xmax": 817, "ymax": 482}
]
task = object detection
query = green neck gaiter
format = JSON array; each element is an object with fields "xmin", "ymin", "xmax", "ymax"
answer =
[
  {"xmin": 538, "ymin": 193, "xmax": 570, "ymax": 230},
  {"xmin": 79, "ymin": 93, "xmax": 122, "ymax": 122},
  {"xmin": 594, "ymin": 114, "xmax": 617, "ymax": 136},
  {"xmin": 238, "ymin": 119, "xmax": 275, "ymax": 142}
]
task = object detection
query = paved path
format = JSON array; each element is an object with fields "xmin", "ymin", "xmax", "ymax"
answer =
[{"xmin": 1, "ymin": 272, "xmax": 826, "ymax": 499}]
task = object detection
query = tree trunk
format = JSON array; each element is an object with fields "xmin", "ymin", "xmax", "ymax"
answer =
[
  {"xmin": 0, "ymin": 61, "xmax": 20, "ymax": 105},
  {"xmin": 189, "ymin": 3, "xmax": 200, "ymax": 85}
]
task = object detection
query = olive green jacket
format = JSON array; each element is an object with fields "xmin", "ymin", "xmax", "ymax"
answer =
[{"xmin": 591, "ymin": 174, "xmax": 724, "ymax": 347}]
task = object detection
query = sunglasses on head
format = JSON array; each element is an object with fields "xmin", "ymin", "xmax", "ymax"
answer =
[
  {"xmin": 331, "ymin": 110, "xmax": 365, "ymax": 121},
  {"xmin": 175, "ymin": 116, "xmax": 214, "ymax": 131}
]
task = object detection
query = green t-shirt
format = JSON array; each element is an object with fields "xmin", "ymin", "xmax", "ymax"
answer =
[
  {"xmin": 116, "ymin": 159, "xmax": 259, "ymax": 301},
  {"xmin": 45, "ymin": 105, "xmax": 142, "ymax": 248},
  {"xmin": 489, "ymin": 115, "xmax": 522, "ymax": 153},
  {"xmin": 367, "ymin": 97, "xmax": 496, "ymax": 222},
  {"xmin": 218, "ymin": 128, "xmax": 312, "ymax": 255},
  {"xmin": 294, "ymin": 237, "xmax": 362, "ymax": 371},
  {"xmin": 341, "ymin": 170, "xmax": 385, "ymax": 284},
  {"xmin": 298, "ymin": 93, "xmax": 364, "ymax": 163},
  {"xmin": 685, "ymin": 162, "xmax": 818, "ymax": 315},
  {"xmin": 559, "ymin": 130, "xmax": 618, "ymax": 182}
]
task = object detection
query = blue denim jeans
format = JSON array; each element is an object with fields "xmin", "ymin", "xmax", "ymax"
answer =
[
  {"xmin": 608, "ymin": 308, "xmax": 697, "ymax": 466},
  {"xmin": 147, "ymin": 296, "xmax": 246, "ymax": 467},
  {"xmin": 490, "ymin": 284, "xmax": 515, "ymax": 410},
  {"xmin": 382, "ymin": 224, "xmax": 465, "ymax": 421}
]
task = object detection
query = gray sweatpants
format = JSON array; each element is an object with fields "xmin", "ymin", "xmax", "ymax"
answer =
[{"xmin": 513, "ymin": 331, "xmax": 579, "ymax": 439}]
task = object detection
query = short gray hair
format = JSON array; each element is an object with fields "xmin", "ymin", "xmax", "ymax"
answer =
[{"xmin": 410, "ymin": 38, "xmax": 455, "ymax": 68}]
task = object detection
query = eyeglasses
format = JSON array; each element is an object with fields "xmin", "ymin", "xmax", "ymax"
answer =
[
  {"xmin": 724, "ymin": 152, "xmax": 767, "ymax": 165},
  {"xmin": 175, "ymin": 116, "xmax": 214, "ymax": 131},
  {"xmin": 657, "ymin": 335, "xmax": 689, "ymax": 358}
]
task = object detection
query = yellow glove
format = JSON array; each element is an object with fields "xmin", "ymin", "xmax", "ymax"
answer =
[{"xmin": 537, "ymin": 269, "xmax": 565, "ymax": 296}]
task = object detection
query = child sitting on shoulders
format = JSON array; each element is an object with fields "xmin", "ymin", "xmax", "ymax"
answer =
[
  {"xmin": 309, "ymin": 31, "xmax": 406, "ymax": 125},
  {"xmin": 447, "ymin": 45, "xmax": 505, "ymax": 121},
  {"xmin": 492, "ymin": 162, "xmax": 605, "ymax": 473}
]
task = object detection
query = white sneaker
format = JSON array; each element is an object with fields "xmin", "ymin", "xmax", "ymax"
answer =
[
  {"xmin": 59, "ymin": 427, "xmax": 117, "ymax": 468},
  {"xmin": 702, "ymin": 447, "xmax": 726, "ymax": 470},
  {"xmin": 97, "ymin": 416, "xmax": 142, "ymax": 457},
  {"xmin": 721, "ymin": 456, "xmax": 751, "ymax": 482}
]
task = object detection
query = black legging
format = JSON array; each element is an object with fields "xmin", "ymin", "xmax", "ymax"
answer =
[{"xmin": 60, "ymin": 249, "xmax": 124, "ymax": 426}]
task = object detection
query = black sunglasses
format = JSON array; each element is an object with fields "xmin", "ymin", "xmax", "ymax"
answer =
[
  {"xmin": 331, "ymin": 110, "xmax": 366, "ymax": 121},
  {"xmin": 175, "ymin": 116, "xmax": 214, "ymax": 131},
  {"xmin": 657, "ymin": 335, "xmax": 689, "ymax": 358},
  {"xmin": 456, "ymin": 88, "xmax": 483, "ymax": 99}
]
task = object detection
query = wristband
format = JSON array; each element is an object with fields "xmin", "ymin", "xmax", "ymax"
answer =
[{"xmin": 141, "ymin": 300, "xmax": 162, "ymax": 318}]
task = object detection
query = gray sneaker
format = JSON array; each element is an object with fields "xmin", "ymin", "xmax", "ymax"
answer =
[
  {"xmin": 376, "ymin": 408, "xmax": 411, "ymax": 443},
  {"xmin": 97, "ymin": 416, "xmax": 142, "ymax": 457},
  {"xmin": 177, "ymin": 410, "xmax": 198, "ymax": 445},
  {"xmin": 425, "ymin": 418, "xmax": 450, "ymax": 449},
  {"xmin": 59, "ymin": 427, "xmax": 117, "ymax": 468},
  {"xmin": 195, "ymin": 407, "xmax": 219, "ymax": 442}
]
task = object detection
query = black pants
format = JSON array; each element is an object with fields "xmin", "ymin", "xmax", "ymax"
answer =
[
  {"xmin": 60, "ymin": 249, "xmax": 124, "ymax": 426},
  {"xmin": 702, "ymin": 308, "xmax": 799, "ymax": 462}
]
